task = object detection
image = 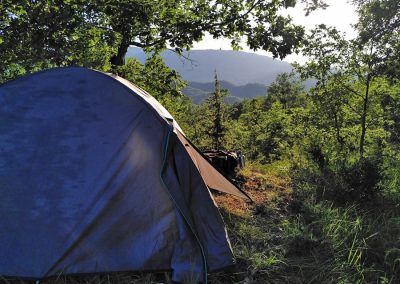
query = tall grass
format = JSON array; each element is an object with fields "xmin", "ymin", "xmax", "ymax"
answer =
[{"xmin": 286, "ymin": 162, "xmax": 400, "ymax": 283}]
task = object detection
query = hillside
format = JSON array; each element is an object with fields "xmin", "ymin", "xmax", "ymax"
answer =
[
  {"xmin": 126, "ymin": 48, "xmax": 292, "ymax": 85},
  {"xmin": 126, "ymin": 48, "xmax": 292, "ymax": 102},
  {"xmin": 184, "ymin": 80, "xmax": 267, "ymax": 104}
]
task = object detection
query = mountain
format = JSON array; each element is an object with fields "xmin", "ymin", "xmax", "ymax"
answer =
[
  {"xmin": 126, "ymin": 48, "xmax": 292, "ymax": 85},
  {"xmin": 184, "ymin": 86, "xmax": 243, "ymax": 104},
  {"xmin": 184, "ymin": 81, "xmax": 266, "ymax": 104},
  {"xmin": 126, "ymin": 48, "xmax": 293, "ymax": 102}
]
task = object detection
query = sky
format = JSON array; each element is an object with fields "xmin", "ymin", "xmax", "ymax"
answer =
[{"xmin": 192, "ymin": 0, "xmax": 358, "ymax": 64}]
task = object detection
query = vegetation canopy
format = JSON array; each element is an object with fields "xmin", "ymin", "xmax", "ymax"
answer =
[{"xmin": 0, "ymin": 0, "xmax": 328, "ymax": 81}]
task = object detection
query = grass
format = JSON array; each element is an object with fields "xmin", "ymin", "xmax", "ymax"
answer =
[
  {"xmin": 284, "ymin": 165, "xmax": 400, "ymax": 284},
  {"xmin": 213, "ymin": 162, "xmax": 400, "ymax": 283}
]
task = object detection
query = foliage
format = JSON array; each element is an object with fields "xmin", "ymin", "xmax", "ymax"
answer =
[
  {"xmin": 194, "ymin": 73, "xmax": 309, "ymax": 164},
  {"xmin": 354, "ymin": 0, "xmax": 400, "ymax": 79},
  {"xmin": 266, "ymin": 72, "xmax": 305, "ymax": 109},
  {"xmin": 295, "ymin": 25, "xmax": 380, "ymax": 159},
  {"xmin": 203, "ymin": 72, "xmax": 229, "ymax": 149},
  {"xmin": 0, "ymin": 0, "xmax": 328, "ymax": 77},
  {"xmin": 117, "ymin": 55, "xmax": 186, "ymax": 99},
  {"xmin": 0, "ymin": 0, "xmax": 117, "ymax": 82},
  {"xmin": 115, "ymin": 55, "xmax": 192, "ymax": 131}
]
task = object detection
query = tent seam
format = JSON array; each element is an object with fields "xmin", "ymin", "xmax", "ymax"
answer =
[{"xmin": 160, "ymin": 124, "xmax": 208, "ymax": 284}]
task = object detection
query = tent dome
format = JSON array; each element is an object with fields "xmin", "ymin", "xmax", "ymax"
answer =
[{"xmin": 0, "ymin": 67, "xmax": 248, "ymax": 282}]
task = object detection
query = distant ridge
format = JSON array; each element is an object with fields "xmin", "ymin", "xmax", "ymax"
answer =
[
  {"xmin": 126, "ymin": 47, "xmax": 293, "ymax": 102},
  {"xmin": 126, "ymin": 47, "xmax": 292, "ymax": 84},
  {"xmin": 184, "ymin": 81, "xmax": 267, "ymax": 104}
]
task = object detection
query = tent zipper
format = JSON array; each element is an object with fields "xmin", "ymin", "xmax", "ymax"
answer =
[{"xmin": 160, "ymin": 124, "xmax": 208, "ymax": 284}]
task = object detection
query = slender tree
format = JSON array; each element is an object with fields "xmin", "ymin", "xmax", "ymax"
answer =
[
  {"xmin": 207, "ymin": 71, "xmax": 228, "ymax": 149},
  {"xmin": 296, "ymin": 25, "xmax": 383, "ymax": 159}
]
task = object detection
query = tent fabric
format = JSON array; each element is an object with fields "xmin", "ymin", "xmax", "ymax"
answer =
[
  {"xmin": 112, "ymin": 73, "xmax": 250, "ymax": 200},
  {"xmin": 0, "ymin": 67, "xmax": 245, "ymax": 282},
  {"xmin": 176, "ymin": 131, "xmax": 251, "ymax": 200}
]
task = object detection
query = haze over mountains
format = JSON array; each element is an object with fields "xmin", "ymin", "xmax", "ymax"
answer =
[{"xmin": 126, "ymin": 47, "xmax": 293, "ymax": 103}]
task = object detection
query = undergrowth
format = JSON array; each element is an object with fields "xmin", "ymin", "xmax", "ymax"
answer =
[
  {"xmin": 286, "ymin": 160, "xmax": 400, "ymax": 284},
  {"xmin": 212, "ymin": 161, "xmax": 400, "ymax": 283}
]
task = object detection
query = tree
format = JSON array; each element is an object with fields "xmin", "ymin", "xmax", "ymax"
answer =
[
  {"xmin": 231, "ymin": 96, "xmax": 295, "ymax": 163},
  {"xmin": 115, "ymin": 54, "xmax": 189, "ymax": 121},
  {"xmin": 353, "ymin": 0, "xmax": 400, "ymax": 80},
  {"xmin": 1, "ymin": 0, "xmax": 329, "ymax": 76},
  {"xmin": 0, "ymin": 0, "xmax": 117, "ymax": 82},
  {"xmin": 206, "ymin": 71, "xmax": 228, "ymax": 149},
  {"xmin": 295, "ymin": 25, "xmax": 385, "ymax": 159},
  {"xmin": 266, "ymin": 72, "xmax": 304, "ymax": 109},
  {"xmin": 100, "ymin": 0, "xmax": 315, "ymax": 66}
]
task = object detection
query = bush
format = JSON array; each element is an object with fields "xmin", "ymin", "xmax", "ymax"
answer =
[
  {"xmin": 340, "ymin": 158, "xmax": 382, "ymax": 202},
  {"xmin": 293, "ymin": 151, "xmax": 382, "ymax": 204}
]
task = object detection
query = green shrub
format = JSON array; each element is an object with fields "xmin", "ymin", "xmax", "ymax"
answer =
[{"xmin": 292, "ymin": 155, "xmax": 382, "ymax": 205}]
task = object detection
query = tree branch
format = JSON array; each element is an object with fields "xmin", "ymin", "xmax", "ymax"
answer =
[{"xmin": 328, "ymin": 70, "xmax": 365, "ymax": 100}]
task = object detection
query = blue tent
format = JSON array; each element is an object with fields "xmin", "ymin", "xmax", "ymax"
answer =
[{"xmin": 0, "ymin": 67, "xmax": 249, "ymax": 282}]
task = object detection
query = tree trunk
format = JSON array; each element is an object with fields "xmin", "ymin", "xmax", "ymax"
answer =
[
  {"xmin": 359, "ymin": 74, "xmax": 371, "ymax": 159},
  {"xmin": 110, "ymin": 31, "xmax": 131, "ymax": 67},
  {"xmin": 333, "ymin": 110, "xmax": 344, "ymax": 148},
  {"xmin": 110, "ymin": 41, "xmax": 130, "ymax": 67}
]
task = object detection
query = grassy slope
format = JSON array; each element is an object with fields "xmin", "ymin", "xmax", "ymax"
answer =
[
  {"xmin": 210, "ymin": 164, "xmax": 294, "ymax": 284},
  {"xmin": 212, "ymin": 163, "xmax": 400, "ymax": 284}
]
